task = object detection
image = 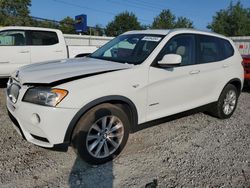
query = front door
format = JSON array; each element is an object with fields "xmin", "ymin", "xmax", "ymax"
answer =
[
  {"xmin": 147, "ymin": 34, "xmax": 204, "ymax": 121},
  {"xmin": 28, "ymin": 30, "xmax": 67, "ymax": 63}
]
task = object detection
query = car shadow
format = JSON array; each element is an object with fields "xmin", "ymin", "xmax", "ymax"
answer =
[
  {"xmin": 68, "ymin": 157, "xmax": 114, "ymax": 188},
  {"xmin": 0, "ymin": 78, "xmax": 8, "ymax": 88},
  {"xmin": 66, "ymin": 104, "xmax": 201, "ymax": 187},
  {"xmin": 68, "ymin": 107, "xmax": 115, "ymax": 188}
]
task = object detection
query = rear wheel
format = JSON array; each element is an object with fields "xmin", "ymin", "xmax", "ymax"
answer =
[
  {"xmin": 208, "ymin": 84, "xmax": 239, "ymax": 119},
  {"xmin": 72, "ymin": 103, "xmax": 129, "ymax": 164}
]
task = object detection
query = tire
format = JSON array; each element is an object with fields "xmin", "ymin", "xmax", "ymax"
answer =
[
  {"xmin": 208, "ymin": 84, "xmax": 239, "ymax": 119},
  {"xmin": 72, "ymin": 103, "xmax": 130, "ymax": 164}
]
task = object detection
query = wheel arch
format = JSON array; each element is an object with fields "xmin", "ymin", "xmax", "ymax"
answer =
[
  {"xmin": 224, "ymin": 78, "xmax": 242, "ymax": 95},
  {"xmin": 63, "ymin": 95, "xmax": 138, "ymax": 143}
]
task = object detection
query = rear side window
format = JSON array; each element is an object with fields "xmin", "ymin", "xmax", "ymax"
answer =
[
  {"xmin": 197, "ymin": 35, "xmax": 234, "ymax": 64},
  {"xmin": 220, "ymin": 39, "xmax": 234, "ymax": 59},
  {"xmin": 30, "ymin": 31, "xmax": 59, "ymax": 45},
  {"xmin": 197, "ymin": 35, "xmax": 223, "ymax": 64},
  {"xmin": 0, "ymin": 30, "xmax": 26, "ymax": 46}
]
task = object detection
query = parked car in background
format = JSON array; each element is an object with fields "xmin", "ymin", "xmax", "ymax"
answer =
[
  {"xmin": 6, "ymin": 29, "xmax": 244, "ymax": 164},
  {"xmin": 230, "ymin": 37, "xmax": 250, "ymax": 87},
  {"xmin": 0, "ymin": 26, "xmax": 112, "ymax": 78},
  {"xmin": 242, "ymin": 55, "xmax": 250, "ymax": 85},
  {"xmin": 231, "ymin": 36, "xmax": 250, "ymax": 56}
]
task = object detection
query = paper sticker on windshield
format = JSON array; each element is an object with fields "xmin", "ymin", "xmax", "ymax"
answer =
[{"xmin": 142, "ymin": 36, "xmax": 161, "ymax": 42}]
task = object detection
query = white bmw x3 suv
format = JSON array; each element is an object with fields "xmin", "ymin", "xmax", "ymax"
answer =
[{"xmin": 6, "ymin": 29, "xmax": 244, "ymax": 164}]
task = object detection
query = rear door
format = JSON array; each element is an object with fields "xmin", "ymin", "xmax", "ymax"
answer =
[
  {"xmin": 0, "ymin": 30, "xmax": 30, "ymax": 76},
  {"xmin": 193, "ymin": 35, "xmax": 232, "ymax": 103},
  {"xmin": 28, "ymin": 30, "xmax": 67, "ymax": 63}
]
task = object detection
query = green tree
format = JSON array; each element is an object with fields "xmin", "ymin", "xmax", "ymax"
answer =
[
  {"xmin": 152, "ymin": 9, "xmax": 176, "ymax": 29},
  {"xmin": 175, "ymin": 17, "xmax": 194, "ymax": 28},
  {"xmin": 152, "ymin": 9, "xmax": 194, "ymax": 29},
  {"xmin": 208, "ymin": 1, "xmax": 250, "ymax": 36},
  {"xmin": 105, "ymin": 11, "xmax": 142, "ymax": 36},
  {"xmin": 34, "ymin": 20, "xmax": 58, "ymax": 29},
  {"xmin": 59, "ymin": 16, "xmax": 76, "ymax": 34},
  {"xmin": 0, "ymin": 0, "xmax": 32, "ymax": 26}
]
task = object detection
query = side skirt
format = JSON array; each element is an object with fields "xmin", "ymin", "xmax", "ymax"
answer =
[{"xmin": 131, "ymin": 102, "xmax": 216, "ymax": 133}]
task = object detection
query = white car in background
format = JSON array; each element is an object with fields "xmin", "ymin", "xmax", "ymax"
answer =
[
  {"xmin": 0, "ymin": 26, "xmax": 112, "ymax": 78},
  {"xmin": 6, "ymin": 29, "xmax": 244, "ymax": 164}
]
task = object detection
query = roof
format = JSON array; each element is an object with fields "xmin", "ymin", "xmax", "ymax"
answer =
[
  {"xmin": 0, "ymin": 26, "xmax": 61, "ymax": 32},
  {"xmin": 124, "ymin": 29, "xmax": 171, "ymax": 35},
  {"xmin": 0, "ymin": 26, "xmax": 228, "ymax": 40},
  {"xmin": 123, "ymin": 28, "xmax": 228, "ymax": 39}
]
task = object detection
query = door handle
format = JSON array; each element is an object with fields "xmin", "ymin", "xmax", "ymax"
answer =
[
  {"xmin": 19, "ymin": 50, "xmax": 30, "ymax": 53},
  {"xmin": 54, "ymin": 50, "xmax": 63, "ymax": 52},
  {"xmin": 189, "ymin": 70, "xmax": 200, "ymax": 75},
  {"xmin": 0, "ymin": 61, "xmax": 9, "ymax": 64},
  {"xmin": 223, "ymin": 64, "xmax": 229, "ymax": 68}
]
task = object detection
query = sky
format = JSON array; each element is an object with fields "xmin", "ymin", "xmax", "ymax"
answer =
[{"xmin": 31, "ymin": 0, "xmax": 250, "ymax": 30}]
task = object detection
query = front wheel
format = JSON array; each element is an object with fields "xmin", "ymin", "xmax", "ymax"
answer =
[
  {"xmin": 72, "ymin": 103, "xmax": 130, "ymax": 164},
  {"xmin": 208, "ymin": 84, "xmax": 239, "ymax": 119}
]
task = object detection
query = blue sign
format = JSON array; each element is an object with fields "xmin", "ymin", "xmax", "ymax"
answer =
[{"xmin": 75, "ymin": 14, "xmax": 87, "ymax": 33}]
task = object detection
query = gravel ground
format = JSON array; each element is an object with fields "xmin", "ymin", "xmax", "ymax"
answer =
[{"xmin": 0, "ymin": 86, "xmax": 250, "ymax": 188}]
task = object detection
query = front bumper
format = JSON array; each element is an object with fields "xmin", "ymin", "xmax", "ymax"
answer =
[{"xmin": 6, "ymin": 90, "xmax": 79, "ymax": 148}]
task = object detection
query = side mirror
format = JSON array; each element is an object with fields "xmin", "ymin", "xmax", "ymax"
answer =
[{"xmin": 158, "ymin": 54, "xmax": 182, "ymax": 67}]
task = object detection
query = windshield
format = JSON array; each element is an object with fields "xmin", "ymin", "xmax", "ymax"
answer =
[{"xmin": 89, "ymin": 34, "xmax": 164, "ymax": 65}]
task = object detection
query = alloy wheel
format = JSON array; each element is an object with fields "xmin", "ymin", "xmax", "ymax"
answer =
[
  {"xmin": 223, "ymin": 90, "xmax": 237, "ymax": 115},
  {"xmin": 86, "ymin": 115, "xmax": 124, "ymax": 158}
]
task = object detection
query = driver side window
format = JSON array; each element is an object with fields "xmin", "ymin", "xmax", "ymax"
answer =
[
  {"xmin": 157, "ymin": 35, "xmax": 195, "ymax": 66},
  {"xmin": 0, "ymin": 30, "xmax": 26, "ymax": 46}
]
